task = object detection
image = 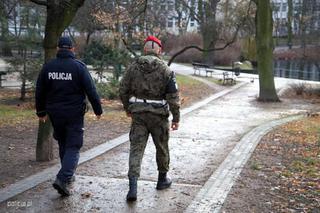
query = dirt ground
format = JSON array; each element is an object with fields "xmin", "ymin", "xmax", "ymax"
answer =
[
  {"xmin": 0, "ymin": 76, "xmax": 216, "ymax": 189},
  {"xmin": 0, "ymin": 108, "xmax": 131, "ymax": 189},
  {"xmin": 221, "ymin": 113, "xmax": 320, "ymax": 212}
]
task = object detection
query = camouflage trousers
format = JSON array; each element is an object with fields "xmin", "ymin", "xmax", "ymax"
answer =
[{"xmin": 128, "ymin": 112, "xmax": 170, "ymax": 178}]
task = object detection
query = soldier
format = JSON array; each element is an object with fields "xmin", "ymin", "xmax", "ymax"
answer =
[
  {"xmin": 119, "ymin": 35, "xmax": 180, "ymax": 201},
  {"xmin": 35, "ymin": 36, "xmax": 103, "ymax": 196}
]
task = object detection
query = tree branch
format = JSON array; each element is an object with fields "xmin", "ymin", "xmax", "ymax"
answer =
[
  {"xmin": 179, "ymin": 0, "xmax": 201, "ymax": 23},
  {"xmin": 67, "ymin": 27, "xmax": 77, "ymax": 45},
  {"xmin": 129, "ymin": 0, "xmax": 148, "ymax": 25},
  {"xmin": 122, "ymin": 38, "xmax": 138, "ymax": 58},
  {"xmin": 6, "ymin": 0, "xmax": 19, "ymax": 16},
  {"xmin": 29, "ymin": 0, "xmax": 48, "ymax": 7},
  {"xmin": 167, "ymin": 0, "xmax": 253, "ymax": 66},
  {"xmin": 167, "ymin": 42, "xmax": 234, "ymax": 66}
]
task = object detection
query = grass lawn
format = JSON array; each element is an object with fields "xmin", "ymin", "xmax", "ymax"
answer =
[
  {"xmin": 196, "ymin": 75, "xmax": 239, "ymax": 86},
  {"xmin": 0, "ymin": 104, "xmax": 35, "ymax": 127},
  {"xmin": 176, "ymin": 74, "xmax": 202, "ymax": 86},
  {"xmin": 222, "ymin": 115, "xmax": 320, "ymax": 212}
]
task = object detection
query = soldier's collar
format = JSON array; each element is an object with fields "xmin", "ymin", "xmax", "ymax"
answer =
[{"xmin": 144, "ymin": 53, "xmax": 161, "ymax": 59}]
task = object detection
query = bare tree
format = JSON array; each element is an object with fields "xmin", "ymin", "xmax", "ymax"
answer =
[
  {"xmin": 30, "ymin": 0, "xmax": 86, "ymax": 161},
  {"xmin": 169, "ymin": 0, "xmax": 279, "ymax": 101},
  {"xmin": 93, "ymin": 0, "xmax": 149, "ymax": 51},
  {"xmin": 173, "ymin": 0, "xmax": 192, "ymax": 35},
  {"xmin": 287, "ymin": 0, "xmax": 293, "ymax": 48},
  {"xmin": 168, "ymin": 0, "xmax": 254, "ymax": 66},
  {"xmin": 72, "ymin": 0, "xmax": 107, "ymax": 45},
  {"xmin": 253, "ymin": 0, "xmax": 279, "ymax": 101},
  {"xmin": 0, "ymin": 0, "xmax": 20, "ymax": 56}
]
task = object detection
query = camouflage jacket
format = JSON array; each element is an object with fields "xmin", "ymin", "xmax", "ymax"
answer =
[{"xmin": 119, "ymin": 54, "xmax": 180, "ymax": 122}]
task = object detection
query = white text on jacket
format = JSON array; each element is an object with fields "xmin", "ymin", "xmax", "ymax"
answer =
[{"xmin": 48, "ymin": 72, "xmax": 72, "ymax": 80}]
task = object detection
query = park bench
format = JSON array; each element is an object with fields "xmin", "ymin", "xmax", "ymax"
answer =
[
  {"xmin": 192, "ymin": 62, "xmax": 213, "ymax": 77},
  {"xmin": 222, "ymin": 71, "xmax": 236, "ymax": 85},
  {"xmin": 220, "ymin": 63, "xmax": 242, "ymax": 85}
]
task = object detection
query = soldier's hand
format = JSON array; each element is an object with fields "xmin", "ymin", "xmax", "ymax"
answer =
[
  {"xmin": 171, "ymin": 122, "xmax": 179, "ymax": 131},
  {"xmin": 39, "ymin": 115, "xmax": 48, "ymax": 123}
]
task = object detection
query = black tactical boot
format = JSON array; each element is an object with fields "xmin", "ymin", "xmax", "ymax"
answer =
[
  {"xmin": 52, "ymin": 178, "xmax": 70, "ymax": 196},
  {"xmin": 156, "ymin": 172, "xmax": 172, "ymax": 190},
  {"xmin": 126, "ymin": 176, "xmax": 137, "ymax": 201}
]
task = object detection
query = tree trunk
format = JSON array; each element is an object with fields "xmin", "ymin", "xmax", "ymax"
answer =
[
  {"xmin": 287, "ymin": 0, "xmax": 293, "ymax": 49},
  {"xmin": 36, "ymin": 25, "xmax": 56, "ymax": 161},
  {"xmin": 36, "ymin": 118, "xmax": 54, "ymax": 161},
  {"xmin": 35, "ymin": 0, "xmax": 86, "ymax": 161},
  {"xmin": 85, "ymin": 31, "xmax": 92, "ymax": 45},
  {"xmin": 202, "ymin": 26, "xmax": 216, "ymax": 64},
  {"xmin": 299, "ymin": 0, "xmax": 308, "ymax": 48},
  {"xmin": 0, "ymin": 1, "xmax": 13, "ymax": 56},
  {"xmin": 20, "ymin": 49, "xmax": 27, "ymax": 101},
  {"xmin": 200, "ymin": 0, "xmax": 218, "ymax": 65},
  {"xmin": 256, "ymin": 0, "xmax": 279, "ymax": 102}
]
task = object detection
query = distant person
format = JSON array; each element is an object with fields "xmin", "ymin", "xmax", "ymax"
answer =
[
  {"xmin": 119, "ymin": 35, "xmax": 180, "ymax": 201},
  {"xmin": 35, "ymin": 36, "xmax": 103, "ymax": 196}
]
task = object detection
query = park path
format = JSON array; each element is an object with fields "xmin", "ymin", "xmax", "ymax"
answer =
[{"xmin": 1, "ymin": 64, "xmax": 319, "ymax": 212}]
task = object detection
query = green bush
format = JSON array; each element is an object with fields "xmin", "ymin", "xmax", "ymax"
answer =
[
  {"xmin": 241, "ymin": 37, "xmax": 257, "ymax": 61},
  {"xmin": 95, "ymin": 79, "xmax": 119, "ymax": 100},
  {"xmin": 83, "ymin": 40, "xmax": 131, "ymax": 81}
]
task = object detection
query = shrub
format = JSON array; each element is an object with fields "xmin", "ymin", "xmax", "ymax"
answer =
[
  {"xmin": 173, "ymin": 49, "xmax": 203, "ymax": 63},
  {"xmin": 83, "ymin": 40, "xmax": 131, "ymax": 81},
  {"xmin": 213, "ymin": 42, "xmax": 241, "ymax": 65},
  {"xmin": 306, "ymin": 86, "xmax": 320, "ymax": 97},
  {"xmin": 163, "ymin": 33, "xmax": 202, "ymax": 53},
  {"xmin": 164, "ymin": 33, "xmax": 203, "ymax": 63},
  {"xmin": 241, "ymin": 37, "xmax": 257, "ymax": 61},
  {"xmin": 164, "ymin": 33, "xmax": 242, "ymax": 65},
  {"xmin": 290, "ymin": 83, "xmax": 308, "ymax": 95},
  {"xmin": 96, "ymin": 79, "xmax": 119, "ymax": 100},
  {"xmin": 288, "ymin": 83, "xmax": 320, "ymax": 98}
]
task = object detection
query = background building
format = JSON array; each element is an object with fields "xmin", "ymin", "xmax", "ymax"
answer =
[
  {"xmin": 160, "ymin": 0, "xmax": 200, "ymax": 35},
  {"xmin": 272, "ymin": 0, "xmax": 320, "ymax": 36}
]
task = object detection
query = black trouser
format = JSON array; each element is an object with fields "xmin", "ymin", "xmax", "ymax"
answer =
[{"xmin": 49, "ymin": 114, "xmax": 84, "ymax": 183}]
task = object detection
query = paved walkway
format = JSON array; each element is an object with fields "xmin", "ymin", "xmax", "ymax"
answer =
[{"xmin": 1, "ymin": 64, "xmax": 319, "ymax": 212}]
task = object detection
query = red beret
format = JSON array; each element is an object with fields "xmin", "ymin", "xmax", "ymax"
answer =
[{"xmin": 144, "ymin": 36, "xmax": 162, "ymax": 48}]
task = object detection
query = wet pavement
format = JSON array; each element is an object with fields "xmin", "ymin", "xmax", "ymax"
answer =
[
  {"xmin": 2, "ymin": 175, "xmax": 200, "ymax": 213},
  {"xmin": 1, "ymin": 63, "xmax": 319, "ymax": 212}
]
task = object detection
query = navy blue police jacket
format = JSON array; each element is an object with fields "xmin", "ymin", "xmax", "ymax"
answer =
[{"xmin": 35, "ymin": 49, "xmax": 102, "ymax": 118}]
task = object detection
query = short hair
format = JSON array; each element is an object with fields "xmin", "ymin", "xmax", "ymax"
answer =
[{"xmin": 144, "ymin": 40, "xmax": 161, "ymax": 55}]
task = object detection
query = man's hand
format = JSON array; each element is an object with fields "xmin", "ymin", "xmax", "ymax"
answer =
[
  {"xmin": 39, "ymin": 115, "xmax": 48, "ymax": 123},
  {"xmin": 96, "ymin": 115, "xmax": 101, "ymax": 120},
  {"xmin": 126, "ymin": 112, "xmax": 132, "ymax": 117},
  {"xmin": 171, "ymin": 122, "xmax": 179, "ymax": 131}
]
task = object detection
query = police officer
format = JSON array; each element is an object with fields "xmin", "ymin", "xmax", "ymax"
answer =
[
  {"xmin": 35, "ymin": 36, "xmax": 103, "ymax": 196},
  {"xmin": 119, "ymin": 36, "xmax": 180, "ymax": 201}
]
